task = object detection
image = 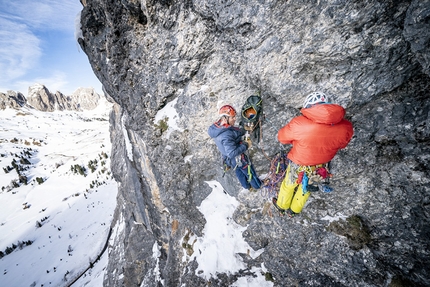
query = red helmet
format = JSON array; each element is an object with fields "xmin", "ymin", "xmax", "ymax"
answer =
[{"xmin": 219, "ymin": 105, "xmax": 237, "ymax": 117}]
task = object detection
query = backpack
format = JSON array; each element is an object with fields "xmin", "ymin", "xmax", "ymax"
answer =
[{"xmin": 240, "ymin": 95, "xmax": 263, "ymax": 141}]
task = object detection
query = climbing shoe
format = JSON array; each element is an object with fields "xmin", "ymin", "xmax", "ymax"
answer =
[
  {"xmin": 286, "ymin": 209, "xmax": 296, "ymax": 218},
  {"xmin": 272, "ymin": 197, "xmax": 286, "ymax": 216}
]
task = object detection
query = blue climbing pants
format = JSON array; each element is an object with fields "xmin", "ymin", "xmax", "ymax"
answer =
[{"xmin": 235, "ymin": 164, "xmax": 262, "ymax": 189}]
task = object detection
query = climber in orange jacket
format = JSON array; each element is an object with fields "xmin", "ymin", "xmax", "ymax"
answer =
[
  {"xmin": 272, "ymin": 92, "xmax": 354, "ymax": 217},
  {"xmin": 278, "ymin": 92, "xmax": 353, "ymax": 166}
]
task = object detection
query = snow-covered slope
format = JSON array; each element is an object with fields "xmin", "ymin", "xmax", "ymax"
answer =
[{"xmin": 0, "ymin": 103, "xmax": 117, "ymax": 286}]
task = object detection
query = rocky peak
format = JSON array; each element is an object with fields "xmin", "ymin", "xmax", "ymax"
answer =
[
  {"xmin": 26, "ymin": 83, "xmax": 56, "ymax": 112},
  {"xmin": 0, "ymin": 90, "xmax": 26, "ymax": 110},
  {"xmin": 71, "ymin": 87, "xmax": 101, "ymax": 110},
  {"xmin": 1, "ymin": 84, "xmax": 104, "ymax": 112}
]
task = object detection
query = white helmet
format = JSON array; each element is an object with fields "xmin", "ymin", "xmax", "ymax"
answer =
[{"xmin": 303, "ymin": 92, "xmax": 329, "ymax": 108}]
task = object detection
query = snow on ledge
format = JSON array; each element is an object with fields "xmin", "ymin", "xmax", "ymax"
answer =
[
  {"xmin": 320, "ymin": 213, "xmax": 347, "ymax": 223},
  {"xmin": 154, "ymin": 97, "xmax": 184, "ymax": 139},
  {"xmin": 74, "ymin": 10, "xmax": 83, "ymax": 42},
  {"xmin": 182, "ymin": 180, "xmax": 272, "ymax": 286}
]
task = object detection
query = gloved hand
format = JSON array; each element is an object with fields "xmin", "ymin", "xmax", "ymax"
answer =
[
  {"xmin": 244, "ymin": 137, "xmax": 252, "ymax": 149},
  {"xmin": 308, "ymin": 174, "xmax": 323, "ymax": 184}
]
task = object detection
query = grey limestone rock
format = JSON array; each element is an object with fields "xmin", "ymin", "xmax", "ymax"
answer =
[{"xmin": 79, "ymin": 0, "xmax": 430, "ymax": 286}]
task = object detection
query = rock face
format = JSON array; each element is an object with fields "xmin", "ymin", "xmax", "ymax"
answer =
[
  {"xmin": 1, "ymin": 84, "xmax": 103, "ymax": 111},
  {"xmin": 79, "ymin": 1, "xmax": 430, "ymax": 286},
  {"xmin": 71, "ymin": 87, "xmax": 102, "ymax": 110},
  {"xmin": 0, "ymin": 91, "xmax": 26, "ymax": 110},
  {"xmin": 26, "ymin": 83, "xmax": 57, "ymax": 111}
]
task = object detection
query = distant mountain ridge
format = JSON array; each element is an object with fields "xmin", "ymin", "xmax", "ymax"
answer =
[{"xmin": 0, "ymin": 83, "xmax": 104, "ymax": 112}]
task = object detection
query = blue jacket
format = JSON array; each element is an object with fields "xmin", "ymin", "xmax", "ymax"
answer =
[{"xmin": 208, "ymin": 121, "xmax": 248, "ymax": 167}]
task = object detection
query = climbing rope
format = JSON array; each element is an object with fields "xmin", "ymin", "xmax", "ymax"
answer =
[{"xmin": 260, "ymin": 151, "xmax": 289, "ymax": 199}]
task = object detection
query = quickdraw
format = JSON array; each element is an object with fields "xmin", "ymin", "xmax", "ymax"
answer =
[{"xmin": 222, "ymin": 160, "xmax": 230, "ymax": 178}]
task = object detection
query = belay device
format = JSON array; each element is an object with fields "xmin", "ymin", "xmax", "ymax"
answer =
[{"xmin": 240, "ymin": 94, "xmax": 263, "ymax": 142}]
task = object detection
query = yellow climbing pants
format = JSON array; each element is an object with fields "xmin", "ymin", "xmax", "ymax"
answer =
[
  {"xmin": 290, "ymin": 184, "xmax": 310, "ymax": 214},
  {"xmin": 276, "ymin": 163, "xmax": 310, "ymax": 214}
]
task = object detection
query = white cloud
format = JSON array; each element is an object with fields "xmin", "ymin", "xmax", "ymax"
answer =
[
  {"xmin": 0, "ymin": 0, "xmax": 81, "ymax": 92},
  {"xmin": 0, "ymin": 0, "xmax": 100, "ymax": 96},
  {"xmin": 0, "ymin": 18, "xmax": 41, "ymax": 82},
  {"xmin": 0, "ymin": 0, "xmax": 81, "ymax": 31}
]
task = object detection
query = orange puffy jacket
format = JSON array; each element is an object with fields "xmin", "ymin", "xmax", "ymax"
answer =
[{"xmin": 277, "ymin": 104, "xmax": 353, "ymax": 166}]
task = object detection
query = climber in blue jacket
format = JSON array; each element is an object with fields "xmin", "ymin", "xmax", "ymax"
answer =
[{"xmin": 208, "ymin": 104, "xmax": 262, "ymax": 191}]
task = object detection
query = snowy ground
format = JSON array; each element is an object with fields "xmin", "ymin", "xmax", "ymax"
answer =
[
  {"xmin": 0, "ymin": 102, "xmax": 117, "ymax": 287},
  {"xmin": 0, "ymin": 98, "xmax": 273, "ymax": 287}
]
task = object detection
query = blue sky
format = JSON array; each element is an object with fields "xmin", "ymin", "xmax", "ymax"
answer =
[{"xmin": 0, "ymin": 0, "xmax": 103, "ymax": 96}]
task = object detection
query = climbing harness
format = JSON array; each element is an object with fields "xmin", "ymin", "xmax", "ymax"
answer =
[
  {"xmin": 231, "ymin": 153, "xmax": 252, "ymax": 182},
  {"xmin": 270, "ymin": 161, "xmax": 332, "ymax": 216}
]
